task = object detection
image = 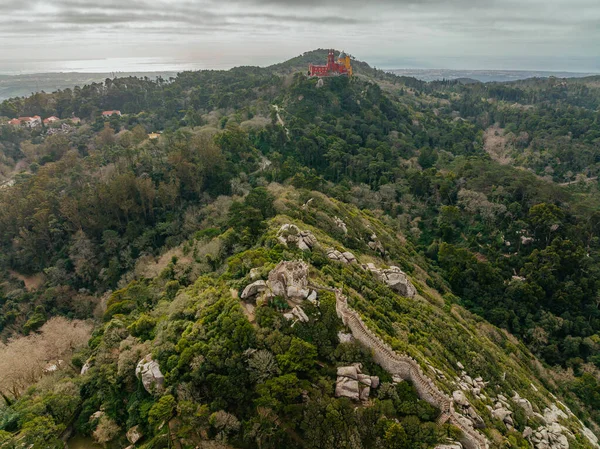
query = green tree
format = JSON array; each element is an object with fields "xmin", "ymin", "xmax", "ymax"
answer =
[
  {"xmin": 148, "ymin": 395, "xmax": 176, "ymax": 429},
  {"xmin": 277, "ymin": 338, "xmax": 317, "ymax": 375},
  {"xmin": 385, "ymin": 422, "xmax": 409, "ymax": 449}
]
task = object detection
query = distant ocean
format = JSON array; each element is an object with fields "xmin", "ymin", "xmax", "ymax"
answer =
[
  {"xmin": 1, "ymin": 56, "xmax": 598, "ymax": 82},
  {"xmin": 0, "ymin": 57, "xmax": 237, "ymax": 76}
]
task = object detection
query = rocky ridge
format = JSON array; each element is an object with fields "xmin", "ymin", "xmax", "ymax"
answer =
[{"xmin": 331, "ymin": 288, "xmax": 489, "ymax": 449}]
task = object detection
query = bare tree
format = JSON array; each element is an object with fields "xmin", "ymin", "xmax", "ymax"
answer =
[{"xmin": 0, "ymin": 317, "xmax": 92, "ymax": 402}]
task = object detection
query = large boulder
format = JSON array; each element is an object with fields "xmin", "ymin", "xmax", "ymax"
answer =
[
  {"xmin": 543, "ymin": 405, "xmax": 568, "ymax": 425},
  {"xmin": 491, "ymin": 407, "xmax": 512, "ymax": 422},
  {"xmin": 335, "ymin": 364, "xmax": 378, "ymax": 401},
  {"xmin": 367, "ymin": 234, "xmax": 385, "ymax": 254},
  {"xmin": 268, "ymin": 260, "xmax": 309, "ymax": 301},
  {"xmin": 241, "ymin": 280, "xmax": 267, "ymax": 299},
  {"xmin": 365, "ymin": 265, "xmax": 416, "ymax": 298},
  {"xmin": 453, "ymin": 390, "xmax": 470, "ymax": 407},
  {"xmin": 382, "ymin": 267, "xmax": 417, "ymax": 297},
  {"xmin": 327, "ymin": 248, "xmax": 357, "ymax": 264},
  {"xmin": 277, "ymin": 224, "xmax": 318, "ymax": 251},
  {"xmin": 135, "ymin": 355, "xmax": 165, "ymax": 394},
  {"xmin": 337, "ymin": 365, "xmax": 359, "ymax": 380},
  {"xmin": 335, "ymin": 377, "xmax": 360, "ymax": 401},
  {"xmin": 512, "ymin": 392, "xmax": 534, "ymax": 417}
]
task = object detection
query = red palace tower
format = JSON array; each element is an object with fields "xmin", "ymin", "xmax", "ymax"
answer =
[{"xmin": 309, "ymin": 50, "xmax": 353, "ymax": 78}]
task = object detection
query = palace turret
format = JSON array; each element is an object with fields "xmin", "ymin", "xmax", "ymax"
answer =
[{"xmin": 309, "ymin": 49, "xmax": 353, "ymax": 77}]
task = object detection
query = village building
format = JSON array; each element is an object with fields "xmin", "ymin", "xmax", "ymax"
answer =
[
  {"xmin": 43, "ymin": 116, "xmax": 60, "ymax": 125},
  {"xmin": 9, "ymin": 116, "xmax": 42, "ymax": 127},
  {"xmin": 102, "ymin": 110, "xmax": 121, "ymax": 117}
]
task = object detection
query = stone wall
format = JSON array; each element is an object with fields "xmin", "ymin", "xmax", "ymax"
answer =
[{"xmin": 334, "ymin": 291, "xmax": 489, "ymax": 449}]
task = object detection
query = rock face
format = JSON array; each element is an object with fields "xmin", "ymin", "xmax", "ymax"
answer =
[
  {"xmin": 523, "ymin": 404, "xmax": 573, "ymax": 449},
  {"xmin": 241, "ymin": 261, "xmax": 313, "ymax": 304},
  {"xmin": 307, "ymin": 290, "xmax": 319, "ymax": 305},
  {"xmin": 241, "ymin": 261, "xmax": 318, "ymax": 324},
  {"xmin": 135, "ymin": 355, "xmax": 165, "ymax": 394},
  {"xmin": 335, "ymin": 364, "xmax": 379, "ymax": 401},
  {"xmin": 327, "ymin": 248, "xmax": 357, "ymax": 264},
  {"xmin": 277, "ymin": 224, "xmax": 318, "ymax": 251},
  {"xmin": 268, "ymin": 260, "xmax": 310, "ymax": 302},
  {"xmin": 365, "ymin": 264, "xmax": 416, "ymax": 298},
  {"xmin": 521, "ymin": 235, "xmax": 534, "ymax": 245}
]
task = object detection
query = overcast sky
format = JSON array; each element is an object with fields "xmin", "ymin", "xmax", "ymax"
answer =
[{"xmin": 0, "ymin": 0, "xmax": 599, "ymax": 73}]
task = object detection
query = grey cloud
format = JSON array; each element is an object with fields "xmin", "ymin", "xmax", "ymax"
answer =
[{"xmin": 0, "ymin": 0, "xmax": 598, "ymax": 71}]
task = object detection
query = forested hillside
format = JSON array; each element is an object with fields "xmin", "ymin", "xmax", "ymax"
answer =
[{"xmin": 0, "ymin": 50, "xmax": 599, "ymax": 449}]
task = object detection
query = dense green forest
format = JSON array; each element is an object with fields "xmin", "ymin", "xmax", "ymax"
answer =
[{"xmin": 0, "ymin": 49, "xmax": 599, "ymax": 448}]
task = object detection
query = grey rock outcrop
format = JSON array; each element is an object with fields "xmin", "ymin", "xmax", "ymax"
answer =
[
  {"xmin": 277, "ymin": 224, "xmax": 318, "ymax": 251},
  {"xmin": 364, "ymin": 263, "xmax": 416, "ymax": 298},
  {"xmin": 335, "ymin": 364, "xmax": 379, "ymax": 401},
  {"xmin": 241, "ymin": 280, "xmax": 267, "ymax": 299},
  {"xmin": 512, "ymin": 392, "xmax": 534, "ymax": 417},
  {"xmin": 453, "ymin": 390, "xmax": 470, "ymax": 407},
  {"xmin": 268, "ymin": 260, "xmax": 310, "ymax": 302},
  {"xmin": 241, "ymin": 261, "xmax": 316, "ymax": 322},
  {"xmin": 491, "ymin": 407, "xmax": 512, "ymax": 422},
  {"xmin": 283, "ymin": 305, "xmax": 309, "ymax": 324},
  {"xmin": 521, "ymin": 236, "xmax": 534, "ymax": 245},
  {"xmin": 453, "ymin": 390, "xmax": 485, "ymax": 428},
  {"xmin": 135, "ymin": 355, "xmax": 165, "ymax": 394},
  {"xmin": 327, "ymin": 248, "xmax": 357, "ymax": 264}
]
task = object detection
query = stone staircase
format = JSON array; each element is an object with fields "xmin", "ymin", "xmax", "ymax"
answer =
[{"xmin": 333, "ymin": 290, "xmax": 489, "ymax": 449}]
